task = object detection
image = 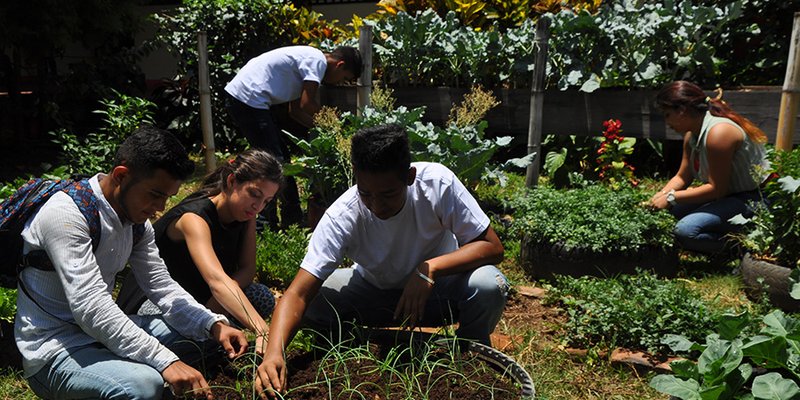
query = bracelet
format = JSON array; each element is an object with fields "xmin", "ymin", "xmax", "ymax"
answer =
[{"xmin": 416, "ymin": 270, "xmax": 435, "ymax": 285}]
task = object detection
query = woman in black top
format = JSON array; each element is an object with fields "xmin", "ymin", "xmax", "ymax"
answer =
[{"xmin": 154, "ymin": 149, "xmax": 283, "ymax": 353}]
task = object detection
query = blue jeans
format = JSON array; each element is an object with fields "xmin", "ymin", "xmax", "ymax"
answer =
[
  {"xmin": 671, "ymin": 190, "xmax": 762, "ymax": 254},
  {"xmin": 27, "ymin": 315, "xmax": 221, "ymax": 400},
  {"xmin": 302, "ymin": 266, "xmax": 509, "ymax": 346}
]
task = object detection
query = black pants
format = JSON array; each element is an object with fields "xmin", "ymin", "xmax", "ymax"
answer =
[{"xmin": 225, "ymin": 93, "xmax": 303, "ymax": 228}]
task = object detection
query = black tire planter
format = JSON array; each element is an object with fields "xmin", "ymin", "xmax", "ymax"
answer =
[
  {"xmin": 448, "ymin": 339, "xmax": 536, "ymax": 399},
  {"xmin": 520, "ymin": 236, "xmax": 678, "ymax": 280},
  {"xmin": 363, "ymin": 329, "xmax": 536, "ymax": 399},
  {"xmin": 740, "ymin": 253, "xmax": 800, "ymax": 312}
]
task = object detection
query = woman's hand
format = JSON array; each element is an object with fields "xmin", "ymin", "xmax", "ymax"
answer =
[{"xmin": 649, "ymin": 191, "xmax": 670, "ymax": 210}]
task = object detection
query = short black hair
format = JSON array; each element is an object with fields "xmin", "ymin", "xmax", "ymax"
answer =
[
  {"xmin": 330, "ymin": 46, "xmax": 363, "ymax": 79},
  {"xmin": 114, "ymin": 126, "xmax": 195, "ymax": 180},
  {"xmin": 350, "ymin": 124, "xmax": 410, "ymax": 176}
]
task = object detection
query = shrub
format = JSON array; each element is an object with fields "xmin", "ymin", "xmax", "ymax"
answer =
[
  {"xmin": 255, "ymin": 225, "xmax": 310, "ymax": 289},
  {"xmin": 548, "ymin": 0, "xmax": 744, "ymax": 90},
  {"xmin": 544, "ymin": 271, "xmax": 723, "ymax": 355},
  {"xmin": 371, "ymin": 10, "xmax": 538, "ymax": 88},
  {"xmin": 49, "ymin": 91, "xmax": 156, "ymax": 175},
  {"xmin": 509, "ymin": 185, "xmax": 675, "ymax": 253},
  {"xmin": 286, "ymin": 87, "xmax": 532, "ymax": 204}
]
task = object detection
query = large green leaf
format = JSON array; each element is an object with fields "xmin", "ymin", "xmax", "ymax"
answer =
[
  {"xmin": 751, "ymin": 372, "xmax": 800, "ymax": 400},
  {"xmin": 698, "ymin": 339, "xmax": 743, "ymax": 386},
  {"xmin": 650, "ymin": 375, "xmax": 702, "ymax": 400},
  {"xmin": 717, "ymin": 312, "xmax": 750, "ymax": 341},
  {"xmin": 670, "ymin": 359, "xmax": 699, "ymax": 381},
  {"xmin": 742, "ymin": 335, "xmax": 790, "ymax": 370}
]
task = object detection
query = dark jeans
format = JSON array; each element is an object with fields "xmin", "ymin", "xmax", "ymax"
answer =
[
  {"xmin": 225, "ymin": 93, "xmax": 303, "ymax": 228},
  {"xmin": 670, "ymin": 189, "xmax": 762, "ymax": 255}
]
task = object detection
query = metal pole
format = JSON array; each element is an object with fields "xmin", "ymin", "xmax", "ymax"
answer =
[
  {"xmin": 776, "ymin": 12, "xmax": 800, "ymax": 150},
  {"xmin": 357, "ymin": 25, "xmax": 373, "ymax": 116},
  {"xmin": 198, "ymin": 31, "xmax": 216, "ymax": 173},
  {"xmin": 525, "ymin": 15, "xmax": 551, "ymax": 188}
]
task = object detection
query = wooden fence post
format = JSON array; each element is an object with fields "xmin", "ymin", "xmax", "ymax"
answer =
[
  {"xmin": 777, "ymin": 12, "xmax": 800, "ymax": 151},
  {"xmin": 357, "ymin": 25, "xmax": 373, "ymax": 116},
  {"xmin": 198, "ymin": 31, "xmax": 216, "ymax": 173},
  {"xmin": 525, "ymin": 15, "xmax": 551, "ymax": 188}
]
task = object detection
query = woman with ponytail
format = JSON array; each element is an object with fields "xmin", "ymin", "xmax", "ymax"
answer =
[
  {"xmin": 143, "ymin": 149, "xmax": 283, "ymax": 353},
  {"xmin": 649, "ymin": 80, "xmax": 770, "ymax": 256}
]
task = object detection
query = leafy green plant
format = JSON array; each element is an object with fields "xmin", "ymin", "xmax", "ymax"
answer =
[
  {"xmin": 371, "ymin": 10, "xmax": 539, "ymax": 88},
  {"xmin": 542, "ymin": 134, "xmax": 596, "ymax": 188},
  {"xmin": 49, "ymin": 91, "xmax": 156, "ymax": 175},
  {"xmin": 544, "ymin": 271, "xmax": 724, "ymax": 355},
  {"xmin": 0, "ymin": 288, "xmax": 16, "ymax": 323},
  {"xmin": 287, "ymin": 87, "xmax": 531, "ymax": 198},
  {"xmin": 732, "ymin": 148, "xmax": 800, "ymax": 269},
  {"xmin": 283, "ymin": 107, "xmax": 354, "ymax": 207},
  {"xmin": 548, "ymin": 0, "xmax": 744, "ymax": 90},
  {"xmin": 509, "ymin": 185, "xmax": 675, "ymax": 253},
  {"xmin": 255, "ymin": 225, "xmax": 310, "ymax": 289},
  {"xmin": 407, "ymin": 86, "xmax": 534, "ymax": 187},
  {"xmin": 651, "ymin": 310, "xmax": 800, "ymax": 400}
]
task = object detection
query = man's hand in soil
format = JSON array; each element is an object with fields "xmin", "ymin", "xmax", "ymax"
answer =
[
  {"xmin": 255, "ymin": 353, "xmax": 287, "ymax": 399},
  {"xmin": 394, "ymin": 265, "xmax": 434, "ymax": 330},
  {"xmin": 162, "ymin": 360, "xmax": 213, "ymax": 399},
  {"xmin": 210, "ymin": 321, "xmax": 248, "ymax": 359}
]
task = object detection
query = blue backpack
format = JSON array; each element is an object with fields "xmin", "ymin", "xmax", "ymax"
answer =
[{"xmin": 0, "ymin": 178, "xmax": 143, "ymax": 288}]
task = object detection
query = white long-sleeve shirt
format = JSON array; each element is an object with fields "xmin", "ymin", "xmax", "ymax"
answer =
[{"xmin": 15, "ymin": 174, "xmax": 228, "ymax": 377}]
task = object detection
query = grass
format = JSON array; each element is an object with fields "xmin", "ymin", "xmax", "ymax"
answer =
[{"xmin": 0, "ymin": 368, "xmax": 35, "ymax": 400}]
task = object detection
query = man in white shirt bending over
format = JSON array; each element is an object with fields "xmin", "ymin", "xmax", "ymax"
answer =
[{"xmin": 225, "ymin": 45, "xmax": 362, "ymax": 229}]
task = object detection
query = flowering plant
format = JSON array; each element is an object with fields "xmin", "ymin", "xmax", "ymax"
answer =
[{"xmin": 595, "ymin": 119, "xmax": 638, "ymax": 189}]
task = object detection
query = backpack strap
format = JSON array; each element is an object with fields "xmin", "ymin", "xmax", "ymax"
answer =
[
  {"xmin": 21, "ymin": 179, "xmax": 101, "ymax": 270},
  {"xmin": 62, "ymin": 179, "xmax": 102, "ymax": 250}
]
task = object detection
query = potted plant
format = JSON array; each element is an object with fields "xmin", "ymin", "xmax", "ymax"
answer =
[
  {"xmin": 512, "ymin": 184, "xmax": 678, "ymax": 279},
  {"xmin": 512, "ymin": 119, "xmax": 674, "ymax": 279},
  {"xmin": 733, "ymin": 148, "xmax": 800, "ymax": 311}
]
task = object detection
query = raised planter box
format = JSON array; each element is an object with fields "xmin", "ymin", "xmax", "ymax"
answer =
[
  {"xmin": 519, "ymin": 237, "xmax": 679, "ymax": 280},
  {"xmin": 320, "ymin": 86, "xmax": 799, "ymax": 144}
]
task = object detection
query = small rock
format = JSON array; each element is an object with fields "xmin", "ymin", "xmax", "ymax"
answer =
[{"xmin": 517, "ymin": 286, "xmax": 547, "ymax": 298}]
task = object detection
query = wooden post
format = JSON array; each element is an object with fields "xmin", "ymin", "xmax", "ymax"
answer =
[
  {"xmin": 357, "ymin": 25, "xmax": 373, "ymax": 116},
  {"xmin": 777, "ymin": 12, "xmax": 800, "ymax": 151},
  {"xmin": 525, "ymin": 15, "xmax": 551, "ymax": 188},
  {"xmin": 198, "ymin": 31, "xmax": 216, "ymax": 173}
]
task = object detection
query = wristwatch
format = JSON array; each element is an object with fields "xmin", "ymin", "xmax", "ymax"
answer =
[{"xmin": 666, "ymin": 189, "xmax": 677, "ymax": 207}]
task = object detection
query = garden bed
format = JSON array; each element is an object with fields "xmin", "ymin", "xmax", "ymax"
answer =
[{"xmin": 199, "ymin": 329, "xmax": 532, "ymax": 399}]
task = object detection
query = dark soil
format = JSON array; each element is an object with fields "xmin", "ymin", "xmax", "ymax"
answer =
[{"xmin": 201, "ymin": 333, "xmax": 522, "ymax": 399}]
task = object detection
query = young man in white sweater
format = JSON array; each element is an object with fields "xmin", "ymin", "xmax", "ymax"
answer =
[{"xmin": 15, "ymin": 127, "xmax": 247, "ymax": 399}]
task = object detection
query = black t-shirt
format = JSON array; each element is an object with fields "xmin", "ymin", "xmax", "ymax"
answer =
[{"xmin": 153, "ymin": 195, "xmax": 247, "ymax": 305}]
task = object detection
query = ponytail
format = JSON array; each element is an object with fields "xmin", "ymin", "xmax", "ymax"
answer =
[{"xmin": 656, "ymin": 81, "xmax": 767, "ymax": 143}]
